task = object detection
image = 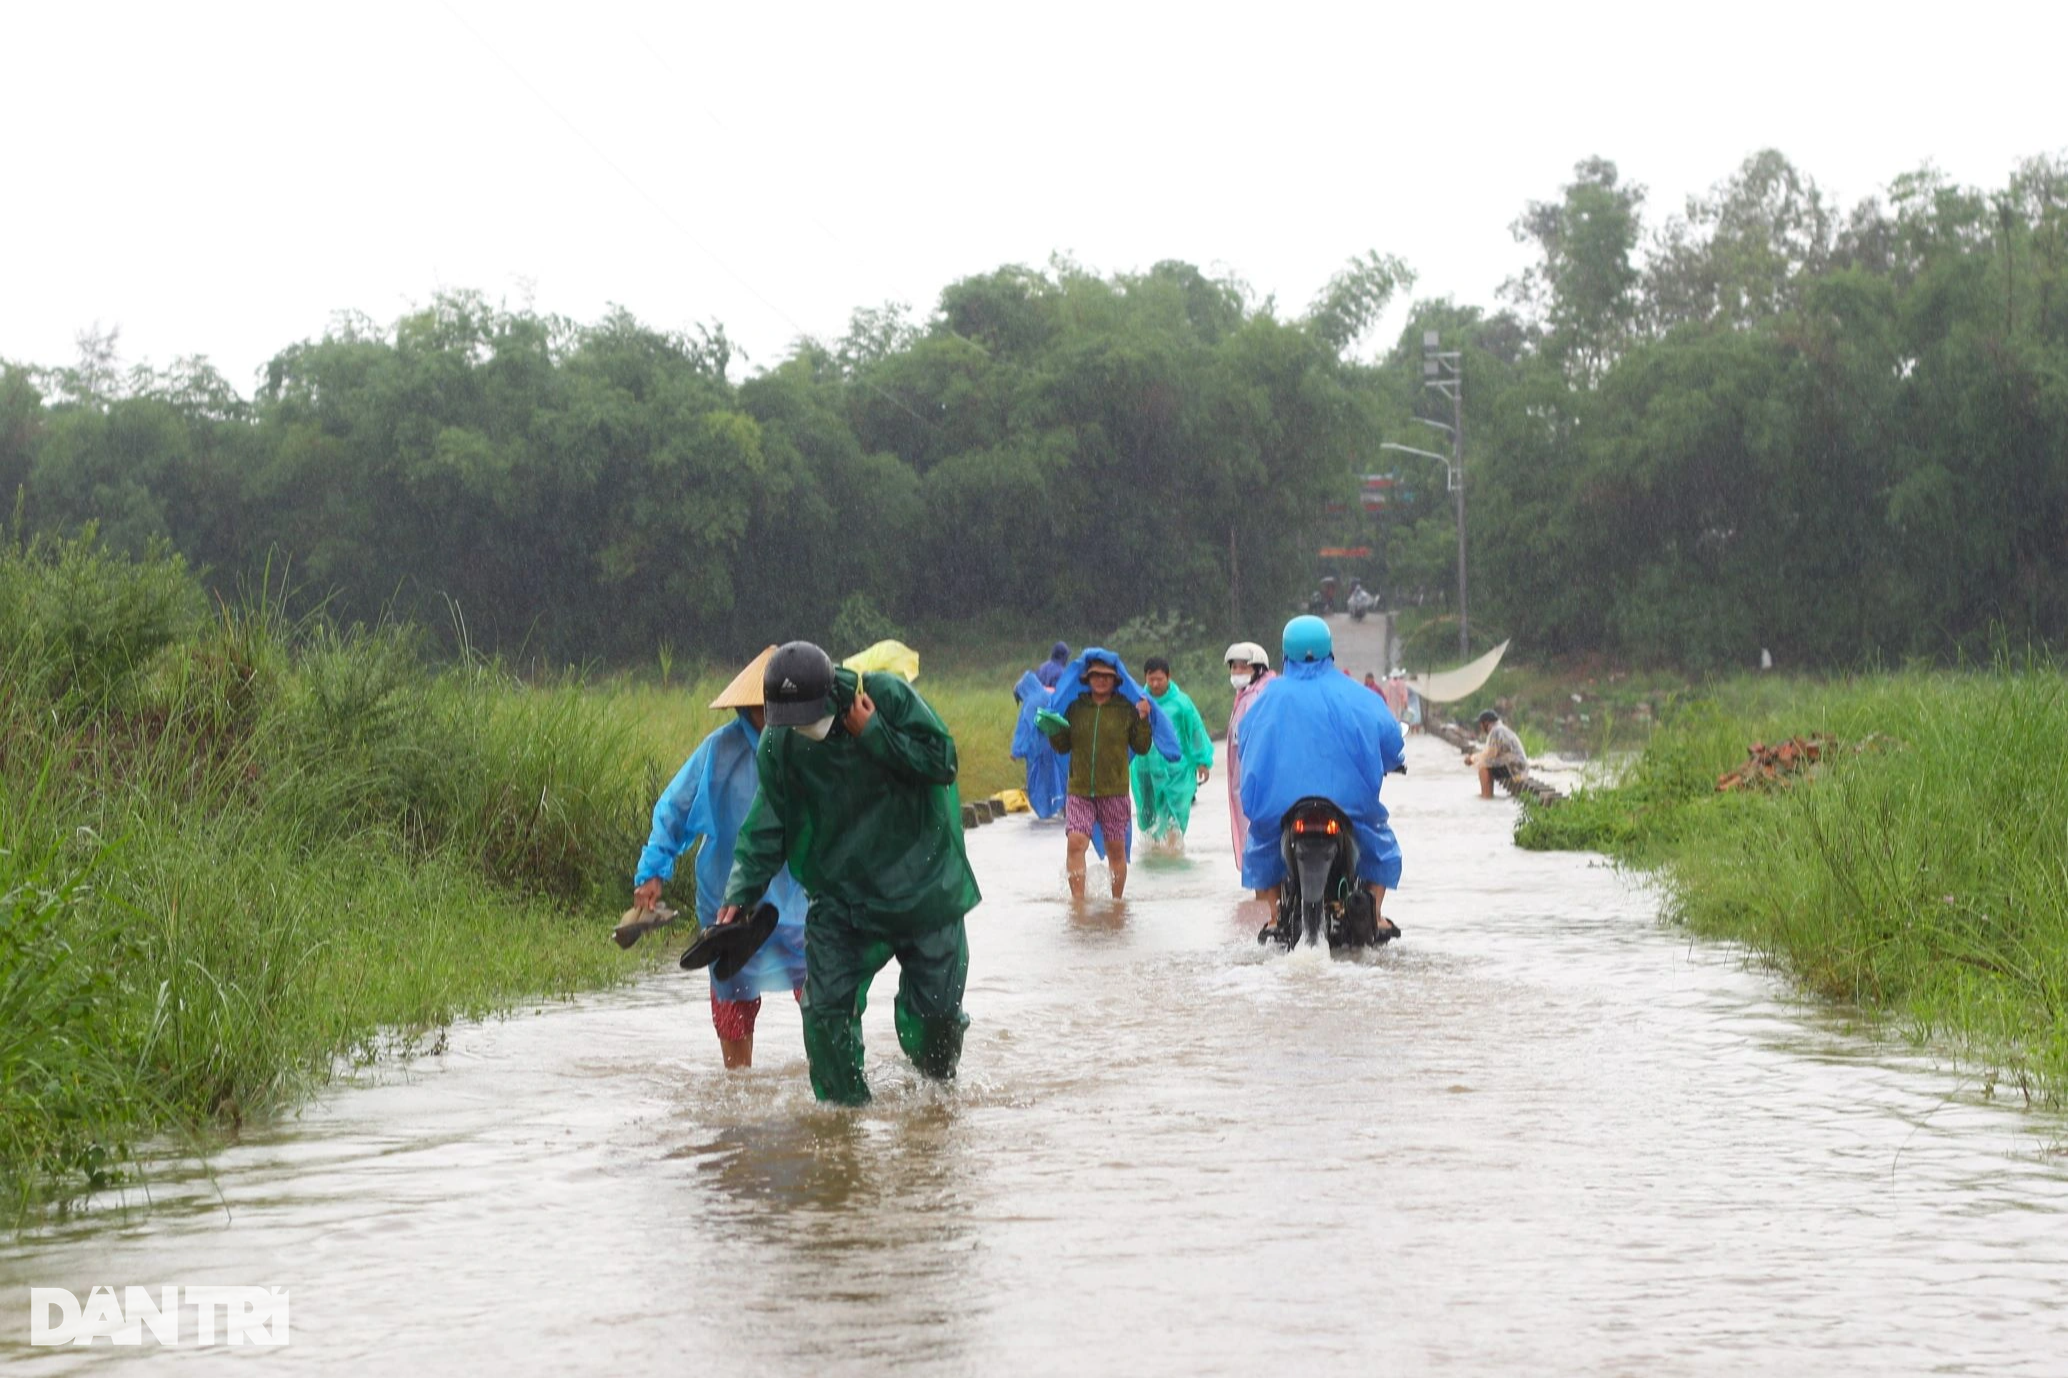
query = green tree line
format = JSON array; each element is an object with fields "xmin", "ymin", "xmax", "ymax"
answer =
[
  {"xmin": 4, "ymin": 147, "xmax": 2065, "ymax": 669},
  {"xmin": 1393, "ymin": 148, "xmax": 2068, "ymax": 668},
  {"xmin": 1, "ymin": 255, "xmax": 1408, "ymax": 662}
]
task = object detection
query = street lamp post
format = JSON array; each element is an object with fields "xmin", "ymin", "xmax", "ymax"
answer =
[
  {"xmin": 1377, "ymin": 435, "xmax": 1459, "ymax": 604},
  {"xmin": 1421, "ymin": 332, "xmax": 1466, "ymax": 660}
]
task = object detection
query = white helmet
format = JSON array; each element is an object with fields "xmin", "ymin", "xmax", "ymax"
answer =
[{"xmin": 1224, "ymin": 640, "xmax": 1270, "ymax": 668}]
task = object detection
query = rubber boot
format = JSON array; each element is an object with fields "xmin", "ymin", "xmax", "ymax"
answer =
[
  {"xmin": 894, "ymin": 999, "xmax": 969, "ymax": 1081},
  {"xmin": 800, "ymin": 1002, "xmax": 871, "ymax": 1106}
]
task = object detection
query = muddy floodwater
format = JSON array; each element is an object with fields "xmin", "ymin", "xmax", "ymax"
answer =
[{"xmin": 6, "ymin": 734, "xmax": 2067, "ymax": 1374}]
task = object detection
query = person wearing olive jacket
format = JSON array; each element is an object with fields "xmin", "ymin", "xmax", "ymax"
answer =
[
  {"xmin": 1038, "ymin": 648, "xmax": 1158, "ymax": 899},
  {"xmin": 715, "ymin": 641, "xmax": 981, "ymax": 1106}
]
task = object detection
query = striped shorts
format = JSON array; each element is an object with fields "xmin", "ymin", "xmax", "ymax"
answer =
[{"xmin": 1064, "ymin": 793, "xmax": 1131, "ymax": 848}]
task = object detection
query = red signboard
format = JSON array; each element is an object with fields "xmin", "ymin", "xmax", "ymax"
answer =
[
  {"xmin": 1317, "ymin": 546, "xmax": 1372, "ymax": 558},
  {"xmin": 1360, "ymin": 473, "xmax": 1410, "ymax": 512}
]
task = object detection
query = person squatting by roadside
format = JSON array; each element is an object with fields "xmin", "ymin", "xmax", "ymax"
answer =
[
  {"xmin": 1224, "ymin": 641, "xmax": 1275, "ymax": 866},
  {"xmin": 1470, "ymin": 708, "xmax": 1530, "ymax": 799},
  {"xmin": 1131, "ymin": 656, "xmax": 1215, "ymax": 845},
  {"xmin": 632, "ymin": 647, "xmax": 809, "ymax": 1069},
  {"xmin": 1037, "ymin": 649, "xmax": 1180, "ymax": 899},
  {"xmin": 716, "ymin": 642, "xmax": 981, "ymax": 1106},
  {"xmin": 1238, "ymin": 616, "xmax": 1404, "ymax": 939}
]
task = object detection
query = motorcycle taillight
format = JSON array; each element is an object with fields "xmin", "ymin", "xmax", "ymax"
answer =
[{"xmin": 1293, "ymin": 816, "xmax": 1340, "ymax": 836}]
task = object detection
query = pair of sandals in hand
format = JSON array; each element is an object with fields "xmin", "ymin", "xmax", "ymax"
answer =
[{"xmin": 613, "ymin": 902, "xmax": 780, "ymax": 983}]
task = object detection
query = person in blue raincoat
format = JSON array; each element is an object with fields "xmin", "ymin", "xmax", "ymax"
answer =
[
  {"xmin": 1035, "ymin": 642, "xmax": 1070, "ymax": 688},
  {"xmin": 1011, "ymin": 670, "xmax": 1068, "ymax": 819},
  {"xmin": 632, "ymin": 648, "xmax": 810, "ymax": 1068},
  {"xmin": 1238, "ymin": 617, "xmax": 1405, "ymax": 939}
]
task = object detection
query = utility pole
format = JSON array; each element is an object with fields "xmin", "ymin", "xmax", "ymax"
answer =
[
  {"xmin": 1228, "ymin": 520, "xmax": 1240, "ymax": 636},
  {"xmin": 1423, "ymin": 332, "xmax": 1467, "ymax": 660}
]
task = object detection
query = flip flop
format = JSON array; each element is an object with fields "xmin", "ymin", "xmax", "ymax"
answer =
[
  {"xmin": 678, "ymin": 904, "xmax": 781, "ymax": 981},
  {"xmin": 612, "ymin": 902, "xmax": 680, "ymax": 949}
]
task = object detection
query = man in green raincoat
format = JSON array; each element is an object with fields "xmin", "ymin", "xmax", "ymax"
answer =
[
  {"xmin": 715, "ymin": 641, "xmax": 980, "ymax": 1106},
  {"xmin": 1131, "ymin": 657, "xmax": 1215, "ymax": 844}
]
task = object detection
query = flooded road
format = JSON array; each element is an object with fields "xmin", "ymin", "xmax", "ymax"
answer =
[{"xmin": 6, "ymin": 734, "xmax": 2067, "ymax": 1374}]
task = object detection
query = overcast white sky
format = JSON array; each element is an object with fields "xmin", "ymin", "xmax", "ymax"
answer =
[{"xmin": 3, "ymin": 1, "xmax": 2062, "ymax": 390}]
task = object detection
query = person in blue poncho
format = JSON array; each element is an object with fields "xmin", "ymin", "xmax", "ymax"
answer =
[
  {"xmin": 1037, "ymin": 648, "xmax": 1184, "ymax": 898},
  {"xmin": 1035, "ymin": 642, "xmax": 1070, "ymax": 688},
  {"xmin": 632, "ymin": 648, "xmax": 810, "ymax": 1068},
  {"xmin": 1011, "ymin": 670, "xmax": 1068, "ymax": 819},
  {"xmin": 1237, "ymin": 616, "xmax": 1405, "ymax": 940}
]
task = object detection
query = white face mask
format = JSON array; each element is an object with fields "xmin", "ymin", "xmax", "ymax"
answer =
[
  {"xmin": 1229, "ymin": 673, "xmax": 1249, "ymax": 690},
  {"xmin": 795, "ymin": 714, "xmax": 836, "ymax": 742}
]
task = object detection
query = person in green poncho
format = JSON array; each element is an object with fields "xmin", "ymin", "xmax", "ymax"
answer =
[
  {"xmin": 1131, "ymin": 657, "xmax": 1215, "ymax": 845},
  {"xmin": 714, "ymin": 641, "xmax": 981, "ymax": 1106}
]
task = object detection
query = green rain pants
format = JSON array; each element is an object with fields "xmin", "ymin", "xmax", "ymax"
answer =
[{"xmin": 800, "ymin": 908, "xmax": 970, "ymax": 1106}]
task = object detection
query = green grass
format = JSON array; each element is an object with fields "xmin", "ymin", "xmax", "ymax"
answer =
[
  {"xmin": 1518, "ymin": 663, "xmax": 2068, "ymax": 1100},
  {"xmin": 0, "ymin": 534, "xmax": 658, "ymax": 1208}
]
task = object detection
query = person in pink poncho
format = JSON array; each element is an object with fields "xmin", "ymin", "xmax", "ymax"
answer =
[
  {"xmin": 1380, "ymin": 670, "xmax": 1411, "ymax": 722},
  {"xmin": 1223, "ymin": 640, "xmax": 1276, "ymax": 865}
]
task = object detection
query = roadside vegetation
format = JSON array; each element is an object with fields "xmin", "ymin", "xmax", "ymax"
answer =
[
  {"xmin": 0, "ymin": 533, "xmax": 656, "ymax": 1209},
  {"xmin": 1518, "ymin": 662, "xmax": 2068, "ymax": 1100}
]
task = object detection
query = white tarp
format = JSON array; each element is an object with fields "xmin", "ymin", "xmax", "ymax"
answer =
[{"xmin": 1406, "ymin": 639, "xmax": 1510, "ymax": 705}]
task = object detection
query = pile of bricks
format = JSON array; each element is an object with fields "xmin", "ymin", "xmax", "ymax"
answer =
[{"xmin": 1716, "ymin": 735, "xmax": 1836, "ymax": 792}]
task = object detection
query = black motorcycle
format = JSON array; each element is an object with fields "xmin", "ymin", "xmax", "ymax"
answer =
[{"xmin": 1257, "ymin": 797, "xmax": 1396, "ymax": 952}]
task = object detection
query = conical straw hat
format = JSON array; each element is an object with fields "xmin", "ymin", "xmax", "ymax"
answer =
[{"xmin": 709, "ymin": 646, "xmax": 779, "ymax": 709}]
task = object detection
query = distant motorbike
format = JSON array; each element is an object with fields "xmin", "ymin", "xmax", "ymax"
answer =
[
  {"xmin": 1257, "ymin": 796, "xmax": 1394, "ymax": 953},
  {"xmin": 1347, "ymin": 588, "xmax": 1375, "ymax": 622}
]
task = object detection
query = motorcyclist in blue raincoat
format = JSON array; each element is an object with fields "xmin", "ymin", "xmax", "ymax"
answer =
[
  {"xmin": 633, "ymin": 648, "xmax": 810, "ymax": 1068},
  {"xmin": 1237, "ymin": 616, "xmax": 1405, "ymax": 938}
]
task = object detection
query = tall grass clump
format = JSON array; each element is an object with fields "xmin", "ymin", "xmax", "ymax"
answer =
[
  {"xmin": 0, "ymin": 828, "xmax": 146, "ymax": 1208},
  {"xmin": 1519, "ymin": 663, "xmax": 2068, "ymax": 1098},
  {"xmin": 0, "ymin": 533, "xmax": 658, "ymax": 1207}
]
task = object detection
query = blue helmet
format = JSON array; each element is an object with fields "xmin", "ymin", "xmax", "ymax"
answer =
[{"xmin": 1282, "ymin": 614, "xmax": 1333, "ymax": 664}]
